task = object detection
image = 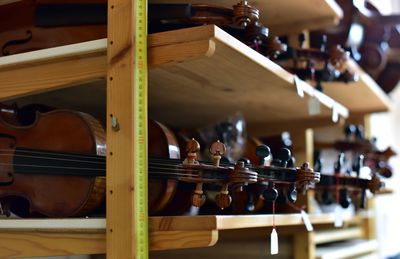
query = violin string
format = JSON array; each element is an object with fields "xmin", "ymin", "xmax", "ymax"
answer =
[
  {"xmin": 0, "ymin": 148, "xmax": 105, "ymax": 160},
  {"xmin": 0, "ymin": 153, "xmax": 106, "ymax": 164}
]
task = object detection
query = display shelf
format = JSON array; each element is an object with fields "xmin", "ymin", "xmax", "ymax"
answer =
[
  {"xmin": 149, "ymin": 0, "xmax": 342, "ymax": 35},
  {"xmin": 0, "ymin": 213, "xmax": 360, "ymax": 258},
  {"xmin": 148, "ymin": 25, "xmax": 348, "ymax": 133},
  {"xmin": 323, "ymin": 59, "xmax": 392, "ymax": 115},
  {"xmin": 314, "ymin": 227, "xmax": 364, "ymax": 245},
  {"xmin": 0, "ymin": 25, "xmax": 349, "ymax": 134},
  {"xmin": 316, "ymin": 239, "xmax": 378, "ymax": 259}
]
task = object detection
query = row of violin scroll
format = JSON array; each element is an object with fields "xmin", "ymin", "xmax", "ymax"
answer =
[
  {"xmin": 0, "ymin": 104, "xmax": 387, "ymax": 218},
  {"xmin": 4, "ymin": 0, "xmax": 398, "ymax": 92}
]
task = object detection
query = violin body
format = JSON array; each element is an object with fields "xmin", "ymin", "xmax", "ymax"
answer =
[{"xmin": 0, "ymin": 110, "xmax": 106, "ymax": 217}]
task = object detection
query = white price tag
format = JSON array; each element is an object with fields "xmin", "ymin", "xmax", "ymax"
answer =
[
  {"xmin": 334, "ymin": 205, "xmax": 344, "ymax": 228},
  {"xmin": 301, "ymin": 210, "xmax": 314, "ymax": 232},
  {"xmin": 294, "ymin": 76, "xmax": 305, "ymax": 98},
  {"xmin": 308, "ymin": 96, "xmax": 321, "ymax": 116},
  {"xmin": 270, "ymin": 228, "xmax": 279, "ymax": 255},
  {"xmin": 332, "ymin": 103, "xmax": 339, "ymax": 123}
]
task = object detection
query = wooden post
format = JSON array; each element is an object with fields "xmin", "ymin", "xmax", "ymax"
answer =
[{"xmin": 107, "ymin": 0, "xmax": 136, "ymax": 258}]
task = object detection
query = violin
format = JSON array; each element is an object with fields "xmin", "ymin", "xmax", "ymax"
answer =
[
  {"xmin": 277, "ymin": 33, "xmax": 355, "ymax": 91},
  {"xmin": 0, "ymin": 0, "xmax": 107, "ymax": 56},
  {"xmin": 314, "ymin": 152, "xmax": 384, "ymax": 209},
  {"xmin": 0, "ymin": 107, "xmax": 258, "ymax": 216},
  {"xmin": 310, "ymin": 0, "xmax": 400, "ymax": 93}
]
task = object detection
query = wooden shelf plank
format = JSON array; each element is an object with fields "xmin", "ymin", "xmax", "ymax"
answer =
[
  {"xmin": 149, "ymin": 0, "xmax": 342, "ymax": 35},
  {"xmin": 0, "ymin": 213, "xmax": 360, "ymax": 257},
  {"xmin": 148, "ymin": 25, "xmax": 348, "ymax": 132},
  {"xmin": 1, "ymin": 26, "xmax": 348, "ymax": 133},
  {"xmin": 323, "ymin": 59, "xmax": 392, "ymax": 115},
  {"xmin": 0, "ymin": 39, "xmax": 107, "ymax": 101},
  {"xmin": 314, "ymin": 227, "xmax": 364, "ymax": 244},
  {"xmin": 316, "ymin": 240, "xmax": 378, "ymax": 259}
]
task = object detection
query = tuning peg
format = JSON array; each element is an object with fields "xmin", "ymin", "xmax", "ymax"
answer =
[
  {"xmin": 352, "ymin": 155, "xmax": 364, "ymax": 177},
  {"xmin": 359, "ymin": 189, "xmax": 367, "ymax": 209},
  {"xmin": 355, "ymin": 125, "xmax": 364, "ymax": 140},
  {"xmin": 344, "ymin": 124, "xmax": 356, "ymax": 140},
  {"xmin": 334, "ymin": 153, "xmax": 345, "ymax": 173},
  {"xmin": 320, "ymin": 34, "xmax": 327, "ymax": 52},
  {"xmin": 272, "ymin": 148, "xmax": 291, "ymax": 167},
  {"xmin": 298, "ymin": 33, "xmax": 306, "ymax": 48},
  {"xmin": 238, "ymin": 158, "xmax": 251, "ymax": 166},
  {"xmin": 183, "ymin": 138, "xmax": 200, "ymax": 165},
  {"xmin": 262, "ymin": 182, "xmax": 278, "ymax": 202},
  {"xmin": 191, "ymin": 183, "xmax": 206, "ymax": 207},
  {"xmin": 245, "ymin": 192, "xmax": 255, "ymax": 213},
  {"xmin": 322, "ymin": 188, "xmax": 333, "ymax": 205},
  {"xmin": 215, "ymin": 184, "xmax": 232, "ymax": 210},
  {"xmin": 209, "ymin": 140, "xmax": 226, "ymax": 167},
  {"xmin": 255, "ymin": 144, "xmax": 271, "ymax": 166},
  {"xmin": 287, "ymin": 183, "xmax": 297, "ymax": 203},
  {"xmin": 339, "ymin": 188, "xmax": 352, "ymax": 208},
  {"xmin": 314, "ymin": 151, "xmax": 322, "ymax": 172}
]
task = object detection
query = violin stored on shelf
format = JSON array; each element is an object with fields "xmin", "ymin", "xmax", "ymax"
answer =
[
  {"xmin": 314, "ymin": 152, "xmax": 384, "ymax": 209},
  {"xmin": 0, "ymin": 108, "xmax": 258, "ymax": 216},
  {"xmin": 310, "ymin": 0, "xmax": 400, "ymax": 93},
  {"xmin": 277, "ymin": 33, "xmax": 356, "ymax": 91}
]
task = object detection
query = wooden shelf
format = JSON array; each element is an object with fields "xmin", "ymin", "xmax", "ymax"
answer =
[
  {"xmin": 314, "ymin": 227, "xmax": 364, "ymax": 245},
  {"xmin": 149, "ymin": 0, "xmax": 343, "ymax": 35},
  {"xmin": 0, "ymin": 213, "xmax": 359, "ymax": 257},
  {"xmin": 323, "ymin": 59, "xmax": 392, "ymax": 115},
  {"xmin": 0, "ymin": 25, "xmax": 349, "ymax": 135},
  {"xmin": 316, "ymin": 239, "xmax": 378, "ymax": 259}
]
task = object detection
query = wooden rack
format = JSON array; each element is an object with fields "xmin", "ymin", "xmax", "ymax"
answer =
[{"xmin": 0, "ymin": 0, "xmax": 390, "ymax": 258}]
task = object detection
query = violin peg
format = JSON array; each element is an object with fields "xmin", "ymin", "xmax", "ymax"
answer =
[
  {"xmin": 355, "ymin": 125, "xmax": 365, "ymax": 140},
  {"xmin": 210, "ymin": 140, "xmax": 226, "ymax": 167},
  {"xmin": 359, "ymin": 189, "xmax": 367, "ymax": 209},
  {"xmin": 344, "ymin": 124, "xmax": 356, "ymax": 139},
  {"xmin": 352, "ymin": 155, "xmax": 364, "ymax": 177},
  {"xmin": 320, "ymin": 34, "xmax": 327, "ymax": 52},
  {"xmin": 298, "ymin": 33, "xmax": 306, "ymax": 48},
  {"xmin": 215, "ymin": 185, "xmax": 232, "ymax": 210},
  {"xmin": 183, "ymin": 138, "xmax": 200, "ymax": 165},
  {"xmin": 238, "ymin": 157, "xmax": 251, "ymax": 166},
  {"xmin": 339, "ymin": 188, "xmax": 351, "ymax": 209},
  {"xmin": 255, "ymin": 144, "xmax": 271, "ymax": 165},
  {"xmin": 191, "ymin": 183, "xmax": 206, "ymax": 207},
  {"xmin": 322, "ymin": 188, "xmax": 333, "ymax": 205},
  {"xmin": 262, "ymin": 182, "xmax": 278, "ymax": 202},
  {"xmin": 272, "ymin": 148, "xmax": 291, "ymax": 167},
  {"xmin": 334, "ymin": 153, "xmax": 345, "ymax": 173},
  {"xmin": 287, "ymin": 184, "xmax": 297, "ymax": 203}
]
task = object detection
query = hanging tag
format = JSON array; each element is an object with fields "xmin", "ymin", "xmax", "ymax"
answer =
[
  {"xmin": 300, "ymin": 210, "xmax": 314, "ymax": 232},
  {"xmin": 308, "ymin": 96, "xmax": 321, "ymax": 116},
  {"xmin": 270, "ymin": 228, "xmax": 279, "ymax": 255},
  {"xmin": 332, "ymin": 103, "xmax": 339, "ymax": 123},
  {"xmin": 293, "ymin": 76, "xmax": 305, "ymax": 98},
  {"xmin": 334, "ymin": 205, "xmax": 343, "ymax": 228}
]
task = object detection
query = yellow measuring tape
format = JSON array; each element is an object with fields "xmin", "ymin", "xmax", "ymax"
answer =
[{"xmin": 134, "ymin": 0, "xmax": 148, "ymax": 257}]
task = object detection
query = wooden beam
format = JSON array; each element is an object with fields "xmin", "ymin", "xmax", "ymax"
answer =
[
  {"xmin": 107, "ymin": 0, "xmax": 136, "ymax": 258},
  {"xmin": 0, "ymin": 231, "xmax": 105, "ymax": 258}
]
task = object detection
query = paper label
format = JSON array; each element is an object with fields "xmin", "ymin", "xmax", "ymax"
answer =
[
  {"xmin": 334, "ymin": 205, "xmax": 344, "ymax": 228},
  {"xmin": 294, "ymin": 76, "xmax": 305, "ymax": 98},
  {"xmin": 308, "ymin": 96, "xmax": 321, "ymax": 116},
  {"xmin": 301, "ymin": 210, "xmax": 314, "ymax": 232},
  {"xmin": 332, "ymin": 103, "xmax": 339, "ymax": 123},
  {"xmin": 270, "ymin": 228, "xmax": 279, "ymax": 255}
]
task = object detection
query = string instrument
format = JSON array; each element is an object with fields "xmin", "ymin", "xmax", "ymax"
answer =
[
  {"xmin": 333, "ymin": 124, "xmax": 395, "ymax": 178},
  {"xmin": 309, "ymin": 0, "xmax": 400, "ymax": 93},
  {"xmin": 229, "ymin": 138, "xmax": 320, "ymax": 214},
  {"xmin": 149, "ymin": 1, "xmax": 287, "ymax": 59},
  {"xmin": 0, "ymin": 0, "xmax": 107, "ymax": 56},
  {"xmin": 315, "ymin": 153, "xmax": 384, "ymax": 209},
  {"xmin": 0, "ymin": 107, "xmax": 258, "ymax": 216},
  {"xmin": 277, "ymin": 33, "xmax": 355, "ymax": 91}
]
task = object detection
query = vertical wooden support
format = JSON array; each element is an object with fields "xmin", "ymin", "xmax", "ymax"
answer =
[
  {"xmin": 293, "ymin": 231, "xmax": 315, "ymax": 259},
  {"xmin": 107, "ymin": 0, "xmax": 136, "ymax": 258}
]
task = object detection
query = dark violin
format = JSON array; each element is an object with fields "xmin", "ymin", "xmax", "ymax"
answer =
[
  {"xmin": 0, "ymin": 0, "xmax": 107, "ymax": 56},
  {"xmin": 315, "ymin": 152, "xmax": 384, "ymax": 209},
  {"xmin": 149, "ymin": 1, "xmax": 287, "ymax": 59},
  {"xmin": 0, "ymin": 109, "xmax": 107, "ymax": 217},
  {"xmin": 277, "ymin": 33, "xmax": 355, "ymax": 91},
  {"xmin": 310, "ymin": 0, "xmax": 400, "ymax": 93}
]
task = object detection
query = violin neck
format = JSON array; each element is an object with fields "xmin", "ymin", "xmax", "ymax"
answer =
[{"xmin": 320, "ymin": 174, "xmax": 369, "ymax": 190}]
